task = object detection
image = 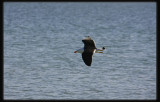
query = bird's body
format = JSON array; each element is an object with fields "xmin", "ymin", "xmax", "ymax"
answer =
[{"xmin": 74, "ymin": 36, "xmax": 106, "ymax": 66}]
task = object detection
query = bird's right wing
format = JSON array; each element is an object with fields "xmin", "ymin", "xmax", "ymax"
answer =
[{"xmin": 82, "ymin": 39, "xmax": 96, "ymax": 49}]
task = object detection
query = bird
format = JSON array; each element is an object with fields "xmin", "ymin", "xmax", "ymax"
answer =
[{"xmin": 74, "ymin": 36, "xmax": 106, "ymax": 66}]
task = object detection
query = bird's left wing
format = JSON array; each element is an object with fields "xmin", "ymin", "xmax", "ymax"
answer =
[{"xmin": 82, "ymin": 52, "xmax": 93, "ymax": 66}]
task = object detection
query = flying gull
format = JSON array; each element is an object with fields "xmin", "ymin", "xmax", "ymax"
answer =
[{"xmin": 74, "ymin": 36, "xmax": 106, "ymax": 66}]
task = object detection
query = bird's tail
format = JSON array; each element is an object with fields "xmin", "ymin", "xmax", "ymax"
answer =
[
  {"xmin": 102, "ymin": 46, "xmax": 106, "ymax": 50},
  {"xmin": 95, "ymin": 46, "xmax": 106, "ymax": 53}
]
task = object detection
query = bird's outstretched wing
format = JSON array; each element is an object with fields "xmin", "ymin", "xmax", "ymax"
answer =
[
  {"xmin": 82, "ymin": 52, "xmax": 93, "ymax": 66},
  {"xmin": 82, "ymin": 37, "xmax": 96, "ymax": 49}
]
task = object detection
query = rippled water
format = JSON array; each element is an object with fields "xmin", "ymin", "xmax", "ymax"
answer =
[{"xmin": 4, "ymin": 2, "xmax": 156, "ymax": 100}]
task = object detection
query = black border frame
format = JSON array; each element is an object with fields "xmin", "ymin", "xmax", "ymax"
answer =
[{"xmin": 1, "ymin": 0, "xmax": 159, "ymax": 101}]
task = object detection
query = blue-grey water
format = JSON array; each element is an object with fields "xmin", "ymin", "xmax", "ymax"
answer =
[{"xmin": 4, "ymin": 2, "xmax": 156, "ymax": 100}]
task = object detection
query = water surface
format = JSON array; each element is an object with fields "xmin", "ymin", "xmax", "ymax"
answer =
[{"xmin": 4, "ymin": 2, "xmax": 156, "ymax": 100}]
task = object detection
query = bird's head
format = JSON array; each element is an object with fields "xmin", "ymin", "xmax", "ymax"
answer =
[{"xmin": 74, "ymin": 48, "xmax": 84, "ymax": 53}]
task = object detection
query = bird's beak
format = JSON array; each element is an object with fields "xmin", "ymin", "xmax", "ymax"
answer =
[{"xmin": 74, "ymin": 51, "xmax": 77, "ymax": 53}]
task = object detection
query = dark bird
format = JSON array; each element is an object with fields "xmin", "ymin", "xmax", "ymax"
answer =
[{"xmin": 74, "ymin": 36, "xmax": 106, "ymax": 66}]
